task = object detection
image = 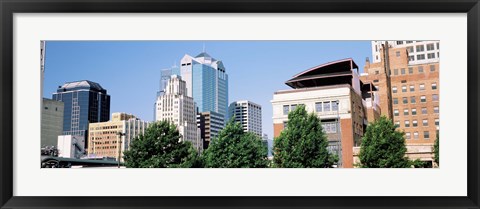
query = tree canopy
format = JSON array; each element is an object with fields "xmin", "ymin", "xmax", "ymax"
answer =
[
  {"xmin": 202, "ymin": 120, "xmax": 269, "ymax": 168},
  {"xmin": 123, "ymin": 121, "xmax": 199, "ymax": 168},
  {"xmin": 359, "ymin": 116, "xmax": 410, "ymax": 168},
  {"xmin": 273, "ymin": 105, "xmax": 337, "ymax": 168}
]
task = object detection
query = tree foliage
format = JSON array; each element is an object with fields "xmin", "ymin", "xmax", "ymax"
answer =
[
  {"xmin": 359, "ymin": 116, "xmax": 410, "ymax": 168},
  {"xmin": 434, "ymin": 131, "xmax": 439, "ymax": 166},
  {"xmin": 202, "ymin": 120, "xmax": 269, "ymax": 168},
  {"xmin": 273, "ymin": 105, "xmax": 336, "ymax": 168},
  {"xmin": 123, "ymin": 121, "xmax": 200, "ymax": 168}
]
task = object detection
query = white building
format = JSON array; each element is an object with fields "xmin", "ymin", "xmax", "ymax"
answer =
[
  {"xmin": 228, "ymin": 100, "xmax": 262, "ymax": 136},
  {"xmin": 371, "ymin": 41, "xmax": 440, "ymax": 65},
  {"xmin": 57, "ymin": 135, "xmax": 85, "ymax": 159},
  {"xmin": 155, "ymin": 75, "xmax": 202, "ymax": 151}
]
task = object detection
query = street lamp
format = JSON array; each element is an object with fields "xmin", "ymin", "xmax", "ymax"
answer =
[{"xmin": 116, "ymin": 132, "xmax": 126, "ymax": 168}]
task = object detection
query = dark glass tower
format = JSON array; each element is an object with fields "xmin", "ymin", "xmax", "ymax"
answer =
[{"xmin": 52, "ymin": 80, "xmax": 110, "ymax": 148}]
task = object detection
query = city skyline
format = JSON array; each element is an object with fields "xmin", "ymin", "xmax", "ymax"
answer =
[{"xmin": 43, "ymin": 41, "xmax": 372, "ymax": 139}]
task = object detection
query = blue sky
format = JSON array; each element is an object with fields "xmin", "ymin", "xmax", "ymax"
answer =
[{"xmin": 43, "ymin": 41, "xmax": 372, "ymax": 139}]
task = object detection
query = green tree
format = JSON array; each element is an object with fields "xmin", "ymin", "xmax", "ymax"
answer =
[
  {"xmin": 202, "ymin": 120, "xmax": 269, "ymax": 168},
  {"xmin": 434, "ymin": 131, "xmax": 439, "ymax": 166},
  {"xmin": 359, "ymin": 116, "xmax": 410, "ymax": 168},
  {"xmin": 273, "ymin": 105, "xmax": 336, "ymax": 168},
  {"xmin": 123, "ymin": 121, "xmax": 200, "ymax": 168}
]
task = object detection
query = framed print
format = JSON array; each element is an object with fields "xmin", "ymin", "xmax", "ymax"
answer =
[{"xmin": 1, "ymin": 0, "xmax": 479, "ymax": 208}]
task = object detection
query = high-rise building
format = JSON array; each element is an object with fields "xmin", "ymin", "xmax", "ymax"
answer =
[
  {"xmin": 271, "ymin": 58, "xmax": 380, "ymax": 168},
  {"xmin": 161, "ymin": 52, "xmax": 228, "ymax": 121},
  {"xmin": 52, "ymin": 80, "xmax": 110, "ymax": 148},
  {"xmin": 88, "ymin": 112, "xmax": 149, "ymax": 162},
  {"xmin": 197, "ymin": 111, "xmax": 225, "ymax": 149},
  {"xmin": 228, "ymin": 100, "xmax": 262, "ymax": 136},
  {"xmin": 41, "ymin": 98, "xmax": 64, "ymax": 147},
  {"xmin": 155, "ymin": 75, "xmax": 202, "ymax": 151},
  {"xmin": 361, "ymin": 41, "xmax": 440, "ymax": 166}
]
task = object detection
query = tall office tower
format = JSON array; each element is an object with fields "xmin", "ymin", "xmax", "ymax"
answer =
[
  {"xmin": 160, "ymin": 52, "xmax": 228, "ymax": 122},
  {"xmin": 88, "ymin": 112, "xmax": 149, "ymax": 162},
  {"xmin": 41, "ymin": 98, "xmax": 64, "ymax": 147},
  {"xmin": 272, "ymin": 58, "xmax": 380, "ymax": 168},
  {"xmin": 155, "ymin": 75, "xmax": 202, "ymax": 151},
  {"xmin": 228, "ymin": 100, "xmax": 262, "ymax": 136},
  {"xmin": 197, "ymin": 111, "xmax": 225, "ymax": 149},
  {"xmin": 360, "ymin": 41, "xmax": 439, "ymax": 167},
  {"xmin": 52, "ymin": 80, "xmax": 110, "ymax": 148}
]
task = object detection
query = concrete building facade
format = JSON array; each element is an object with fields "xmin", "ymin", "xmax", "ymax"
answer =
[
  {"xmin": 41, "ymin": 98, "xmax": 64, "ymax": 147},
  {"xmin": 197, "ymin": 111, "xmax": 225, "ymax": 149},
  {"xmin": 155, "ymin": 75, "xmax": 202, "ymax": 151},
  {"xmin": 88, "ymin": 112, "xmax": 149, "ymax": 162},
  {"xmin": 271, "ymin": 58, "xmax": 379, "ymax": 168},
  {"xmin": 228, "ymin": 100, "xmax": 262, "ymax": 136},
  {"xmin": 360, "ymin": 41, "xmax": 440, "ymax": 166}
]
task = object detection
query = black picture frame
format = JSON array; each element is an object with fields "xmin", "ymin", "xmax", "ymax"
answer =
[{"xmin": 1, "ymin": 0, "xmax": 479, "ymax": 208}]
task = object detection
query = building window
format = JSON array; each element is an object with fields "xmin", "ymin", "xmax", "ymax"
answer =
[
  {"xmin": 291, "ymin": 104, "xmax": 297, "ymax": 111},
  {"xmin": 433, "ymin": 94, "xmax": 439, "ymax": 101},
  {"xmin": 416, "ymin": 45, "xmax": 425, "ymax": 52},
  {"xmin": 430, "ymin": 65, "xmax": 436, "ymax": 72},
  {"xmin": 283, "ymin": 105, "xmax": 289, "ymax": 115},
  {"xmin": 407, "ymin": 46, "xmax": 414, "ymax": 53},
  {"xmin": 424, "ymin": 131, "xmax": 430, "ymax": 139},
  {"xmin": 422, "ymin": 107, "xmax": 428, "ymax": 114},
  {"xmin": 395, "ymin": 121, "xmax": 400, "ymax": 128},
  {"xmin": 283, "ymin": 121, "xmax": 288, "ymax": 129},
  {"xmin": 410, "ymin": 85, "xmax": 415, "ymax": 92},
  {"xmin": 406, "ymin": 132, "xmax": 411, "ymax": 140},
  {"xmin": 420, "ymin": 83, "xmax": 425, "ymax": 90},
  {"xmin": 427, "ymin": 53, "xmax": 436, "ymax": 59},
  {"xmin": 407, "ymin": 41, "xmax": 413, "ymax": 44},
  {"xmin": 435, "ymin": 119, "xmax": 439, "ymax": 126},
  {"xmin": 393, "ymin": 98, "xmax": 398, "ymax": 105},
  {"xmin": 434, "ymin": 106, "xmax": 439, "ymax": 113},
  {"xmin": 414, "ymin": 132, "xmax": 419, "ymax": 140},
  {"xmin": 315, "ymin": 102, "xmax": 322, "ymax": 112},
  {"xmin": 418, "ymin": 66, "xmax": 424, "ymax": 73},
  {"xmin": 396, "ymin": 51, "xmax": 401, "ymax": 57},
  {"xmin": 375, "ymin": 71, "xmax": 379, "ymax": 75},
  {"xmin": 323, "ymin": 101, "xmax": 331, "ymax": 112},
  {"xmin": 404, "ymin": 109, "xmax": 409, "ymax": 116},
  {"xmin": 417, "ymin": 54, "xmax": 426, "ymax": 60},
  {"xmin": 401, "ymin": 68, "xmax": 406, "ymax": 75},
  {"xmin": 397, "ymin": 41, "xmax": 404, "ymax": 45},
  {"xmin": 427, "ymin": 43, "xmax": 435, "ymax": 51},
  {"xmin": 421, "ymin": 96, "xmax": 426, "ymax": 102},
  {"xmin": 332, "ymin": 101, "xmax": 339, "ymax": 111},
  {"xmin": 405, "ymin": 120, "xmax": 410, "ymax": 128},
  {"xmin": 375, "ymin": 45, "xmax": 378, "ymax": 52},
  {"xmin": 394, "ymin": 109, "xmax": 399, "ymax": 116},
  {"xmin": 411, "ymin": 96, "xmax": 416, "ymax": 104},
  {"xmin": 373, "ymin": 79, "xmax": 379, "ymax": 83},
  {"xmin": 412, "ymin": 120, "xmax": 418, "ymax": 127},
  {"xmin": 408, "ymin": 67, "xmax": 413, "ymax": 74},
  {"xmin": 408, "ymin": 56, "xmax": 415, "ymax": 61},
  {"xmin": 437, "ymin": 42, "xmax": 440, "ymax": 50},
  {"xmin": 401, "ymin": 85, "xmax": 407, "ymax": 92},
  {"xmin": 432, "ymin": 83, "xmax": 437, "ymax": 90},
  {"xmin": 394, "ymin": 69, "xmax": 398, "ymax": 75},
  {"xmin": 403, "ymin": 97, "xmax": 408, "ymax": 104},
  {"xmin": 423, "ymin": 119, "xmax": 428, "ymax": 126},
  {"xmin": 392, "ymin": 86, "xmax": 397, "ymax": 93},
  {"xmin": 412, "ymin": 108, "xmax": 417, "ymax": 115}
]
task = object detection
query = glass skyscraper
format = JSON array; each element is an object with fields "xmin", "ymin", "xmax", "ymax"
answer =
[
  {"xmin": 158, "ymin": 52, "xmax": 228, "ymax": 122},
  {"xmin": 52, "ymin": 80, "xmax": 110, "ymax": 147}
]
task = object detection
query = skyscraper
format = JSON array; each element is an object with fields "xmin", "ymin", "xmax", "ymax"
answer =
[
  {"xmin": 155, "ymin": 75, "xmax": 202, "ymax": 151},
  {"xmin": 197, "ymin": 111, "xmax": 224, "ymax": 149},
  {"xmin": 52, "ymin": 80, "xmax": 110, "ymax": 148},
  {"xmin": 228, "ymin": 100, "xmax": 262, "ymax": 136},
  {"xmin": 160, "ymin": 52, "xmax": 228, "ymax": 122}
]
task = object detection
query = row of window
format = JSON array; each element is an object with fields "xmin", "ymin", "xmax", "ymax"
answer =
[
  {"xmin": 393, "ymin": 95, "xmax": 439, "ymax": 105},
  {"xmin": 395, "ymin": 118, "xmax": 439, "ymax": 128},
  {"xmin": 393, "ymin": 107, "xmax": 439, "ymax": 116},
  {"xmin": 282, "ymin": 101, "xmax": 340, "ymax": 115},
  {"xmin": 392, "ymin": 83, "xmax": 437, "ymax": 93},
  {"xmin": 404, "ymin": 131, "xmax": 434, "ymax": 140}
]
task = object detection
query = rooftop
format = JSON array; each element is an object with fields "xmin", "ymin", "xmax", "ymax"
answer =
[{"xmin": 57, "ymin": 80, "xmax": 106, "ymax": 92}]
